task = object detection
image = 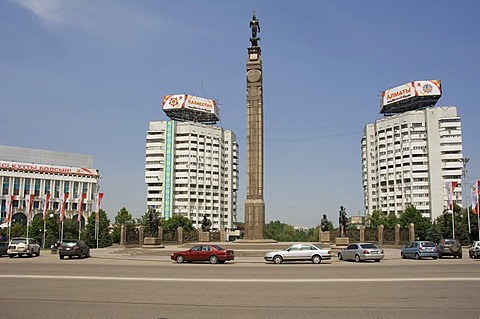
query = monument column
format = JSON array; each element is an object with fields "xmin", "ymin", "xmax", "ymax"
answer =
[{"xmin": 244, "ymin": 12, "xmax": 265, "ymax": 239}]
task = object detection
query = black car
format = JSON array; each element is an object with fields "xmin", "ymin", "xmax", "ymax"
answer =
[
  {"xmin": 0, "ymin": 241, "xmax": 8, "ymax": 257},
  {"xmin": 58, "ymin": 239, "xmax": 90, "ymax": 259},
  {"xmin": 438, "ymin": 238, "xmax": 462, "ymax": 258}
]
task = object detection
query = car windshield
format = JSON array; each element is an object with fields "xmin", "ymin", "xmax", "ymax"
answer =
[
  {"xmin": 10, "ymin": 238, "xmax": 27, "ymax": 244},
  {"xmin": 360, "ymin": 244, "xmax": 377, "ymax": 249},
  {"xmin": 445, "ymin": 240, "xmax": 457, "ymax": 245},
  {"xmin": 421, "ymin": 242, "xmax": 435, "ymax": 247}
]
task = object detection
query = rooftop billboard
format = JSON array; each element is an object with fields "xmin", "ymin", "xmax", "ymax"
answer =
[
  {"xmin": 380, "ymin": 80, "xmax": 442, "ymax": 114},
  {"xmin": 163, "ymin": 94, "xmax": 219, "ymax": 117}
]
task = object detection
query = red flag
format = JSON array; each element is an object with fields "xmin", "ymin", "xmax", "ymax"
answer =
[
  {"xmin": 95, "ymin": 193, "xmax": 104, "ymax": 222},
  {"xmin": 472, "ymin": 181, "xmax": 480, "ymax": 215},
  {"xmin": 77, "ymin": 193, "xmax": 86, "ymax": 222},
  {"xmin": 42, "ymin": 193, "xmax": 51, "ymax": 221},
  {"xmin": 25, "ymin": 194, "xmax": 35, "ymax": 221},
  {"xmin": 60, "ymin": 192, "xmax": 69, "ymax": 222},
  {"xmin": 5, "ymin": 195, "xmax": 14, "ymax": 224}
]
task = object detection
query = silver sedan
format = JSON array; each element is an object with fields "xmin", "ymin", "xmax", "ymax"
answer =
[
  {"xmin": 337, "ymin": 243, "xmax": 384, "ymax": 262},
  {"xmin": 264, "ymin": 244, "xmax": 331, "ymax": 264}
]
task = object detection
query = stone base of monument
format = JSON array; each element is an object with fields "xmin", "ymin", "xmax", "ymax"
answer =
[
  {"xmin": 199, "ymin": 231, "xmax": 211, "ymax": 242},
  {"xmin": 320, "ymin": 231, "xmax": 330, "ymax": 243},
  {"xmin": 335, "ymin": 237, "xmax": 349, "ymax": 246},
  {"xmin": 142, "ymin": 237, "xmax": 164, "ymax": 248}
]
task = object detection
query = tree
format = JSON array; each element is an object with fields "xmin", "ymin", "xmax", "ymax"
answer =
[
  {"xmin": 366, "ymin": 210, "xmax": 399, "ymax": 229},
  {"xmin": 83, "ymin": 209, "xmax": 112, "ymax": 248},
  {"xmin": 161, "ymin": 215, "xmax": 193, "ymax": 232},
  {"xmin": 111, "ymin": 207, "xmax": 135, "ymax": 244},
  {"xmin": 399, "ymin": 206, "xmax": 432, "ymax": 240}
]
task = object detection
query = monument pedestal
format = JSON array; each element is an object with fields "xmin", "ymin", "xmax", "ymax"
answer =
[
  {"xmin": 320, "ymin": 231, "xmax": 330, "ymax": 243},
  {"xmin": 335, "ymin": 237, "xmax": 349, "ymax": 246},
  {"xmin": 199, "ymin": 231, "xmax": 211, "ymax": 242},
  {"xmin": 142, "ymin": 237, "xmax": 164, "ymax": 248}
]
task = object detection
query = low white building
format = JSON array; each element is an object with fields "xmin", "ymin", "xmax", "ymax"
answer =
[
  {"xmin": 361, "ymin": 106, "xmax": 463, "ymax": 221},
  {"xmin": 0, "ymin": 145, "xmax": 100, "ymax": 223},
  {"xmin": 145, "ymin": 120, "xmax": 239, "ymax": 231}
]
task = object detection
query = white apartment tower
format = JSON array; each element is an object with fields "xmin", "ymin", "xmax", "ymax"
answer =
[
  {"xmin": 362, "ymin": 106, "xmax": 463, "ymax": 221},
  {"xmin": 145, "ymin": 120, "xmax": 239, "ymax": 231}
]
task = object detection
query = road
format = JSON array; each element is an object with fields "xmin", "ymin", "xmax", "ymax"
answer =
[{"xmin": 1, "ymin": 249, "xmax": 479, "ymax": 319}]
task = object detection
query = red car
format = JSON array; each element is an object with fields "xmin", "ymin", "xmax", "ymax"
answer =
[{"xmin": 171, "ymin": 244, "xmax": 235, "ymax": 264}]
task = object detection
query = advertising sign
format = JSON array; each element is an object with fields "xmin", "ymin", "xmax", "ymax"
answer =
[
  {"xmin": 380, "ymin": 80, "xmax": 442, "ymax": 111},
  {"xmin": 0, "ymin": 160, "xmax": 99, "ymax": 177},
  {"xmin": 381, "ymin": 82, "xmax": 415, "ymax": 107},
  {"xmin": 163, "ymin": 94, "xmax": 218, "ymax": 116}
]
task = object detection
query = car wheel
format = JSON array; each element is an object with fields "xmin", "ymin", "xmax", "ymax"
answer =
[
  {"xmin": 415, "ymin": 253, "xmax": 421, "ymax": 260},
  {"xmin": 35, "ymin": 250, "xmax": 40, "ymax": 257},
  {"xmin": 433, "ymin": 256, "xmax": 437, "ymax": 260},
  {"xmin": 209, "ymin": 255, "xmax": 219, "ymax": 264},
  {"xmin": 218, "ymin": 260, "xmax": 226, "ymax": 264},
  {"xmin": 374, "ymin": 259, "xmax": 380, "ymax": 262},
  {"xmin": 59, "ymin": 255, "xmax": 64, "ymax": 260},
  {"xmin": 312, "ymin": 255, "xmax": 322, "ymax": 264},
  {"xmin": 458, "ymin": 254, "xmax": 462, "ymax": 259},
  {"xmin": 401, "ymin": 252, "xmax": 406, "ymax": 259},
  {"xmin": 9, "ymin": 254, "xmax": 14, "ymax": 258},
  {"xmin": 469, "ymin": 252, "xmax": 474, "ymax": 258},
  {"xmin": 176, "ymin": 255, "xmax": 185, "ymax": 263},
  {"xmin": 79, "ymin": 252, "xmax": 83, "ymax": 259},
  {"xmin": 273, "ymin": 255, "xmax": 283, "ymax": 264},
  {"xmin": 355, "ymin": 254, "xmax": 361, "ymax": 263},
  {"xmin": 337, "ymin": 253, "xmax": 343, "ymax": 260}
]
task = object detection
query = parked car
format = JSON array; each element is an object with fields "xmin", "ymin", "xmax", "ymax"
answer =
[
  {"xmin": 171, "ymin": 244, "xmax": 234, "ymax": 264},
  {"xmin": 401, "ymin": 241, "xmax": 438, "ymax": 260},
  {"xmin": 58, "ymin": 239, "xmax": 90, "ymax": 259},
  {"xmin": 438, "ymin": 238, "xmax": 462, "ymax": 258},
  {"xmin": 0, "ymin": 241, "xmax": 8, "ymax": 257},
  {"xmin": 264, "ymin": 244, "xmax": 331, "ymax": 264},
  {"xmin": 7, "ymin": 237, "xmax": 41, "ymax": 258},
  {"xmin": 468, "ymin": 241, "xmax": 480, "ymax": 259},
  {"xmin": 337, "ymin": 243, "xmax": 384, "ymax": 262}
]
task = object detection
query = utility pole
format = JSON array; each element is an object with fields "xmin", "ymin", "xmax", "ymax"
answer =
[{"xmin": 459, "ymin": 157, "xmax": 470, "ymax": 234}]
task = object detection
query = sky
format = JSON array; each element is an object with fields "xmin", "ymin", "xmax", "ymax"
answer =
[{"xmin": 1, "ymin": 0, "xmax": 479, "ymax": 228}]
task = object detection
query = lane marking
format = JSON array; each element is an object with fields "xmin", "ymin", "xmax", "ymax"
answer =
[{"xmin": 1, "ymin": 275, "xmax": 479, "ymax": 283}]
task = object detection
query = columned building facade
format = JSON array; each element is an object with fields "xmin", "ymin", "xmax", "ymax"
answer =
[
  {"xmin": 0, "ymin": 145, "xmax": 100, "ymax": 223},
  {"xmin": 361, "ymin": 106, "xmax": 463, "ymax": 220},
  {"xmin": 145, "ymin": 121, "xmax": 239, "ymax": 231}
]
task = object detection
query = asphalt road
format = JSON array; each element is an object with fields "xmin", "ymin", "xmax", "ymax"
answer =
[{"xmin": 1, "ymin": 250, "xmax": 479, "ymax": 319}]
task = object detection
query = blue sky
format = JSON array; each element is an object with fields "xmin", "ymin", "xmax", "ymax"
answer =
[{"xmin": 1, "ymin": 0, "xmax": 479, "ymax": 228}]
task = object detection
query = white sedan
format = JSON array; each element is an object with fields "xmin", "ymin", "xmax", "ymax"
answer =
[{"xmin": 264, "ymin": 244, "xmax": 331, "ymax": 264}]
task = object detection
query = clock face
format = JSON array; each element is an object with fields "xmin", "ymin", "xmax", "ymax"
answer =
[{"xmin": 247, "ymin": 69, "xmax": 262, "ymax": 83}]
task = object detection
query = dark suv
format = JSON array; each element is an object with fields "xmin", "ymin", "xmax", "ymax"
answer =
[{"xmin": 438, "ymin": 238, "xmax": 462, "ymax": 258}]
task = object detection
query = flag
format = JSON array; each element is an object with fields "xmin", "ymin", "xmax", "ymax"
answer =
[
  {"xmin": 77, "ymin": 193, "xmax": 86, "ymax": 222},
  {"xmin": 25, "ymin": 194, "xmax": 35, "ymax": 222},
  {"xmin": 59, "ymin": 192, "xmax": 69, "ymax": 222},
  {"xmin": 5, "ymin": 195, "xmax": 14, "ymax": 225},
  {"xmin": 444, "ymin": 181, "xmax": 458, "ymax": 211},
  {"xmin": 42, "ymin": 193, "xmax": 51, "ymax": 221},
  {"xmin": 472, "ymin": 180, "xmax": 480, "ymax": 215},
  {"xmin": 95, "ymin": 193, "xmax": 104, "ymax": 222}
]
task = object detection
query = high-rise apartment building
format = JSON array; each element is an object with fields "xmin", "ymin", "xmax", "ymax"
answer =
[
  {"xmin": 361, "ymin": 106, "xmax": 463, "ymax": 220},
  {"xmin": 145, "ymin": 120, "xmax": 239, "ymax": 231}
]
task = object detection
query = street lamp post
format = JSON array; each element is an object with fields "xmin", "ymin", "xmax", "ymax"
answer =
[{"xmin": 459, "ymin": 157, "xmax": 470, "ymax": 234}]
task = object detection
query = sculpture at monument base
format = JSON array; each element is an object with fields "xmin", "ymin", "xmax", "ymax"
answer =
[{"xmin": 338, "ymin": 206, "xmax": 347, "ymax": 237}]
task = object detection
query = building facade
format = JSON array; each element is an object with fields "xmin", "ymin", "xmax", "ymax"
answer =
[
  {"xmin": 145, "ymin": 120, "xmax": 239, "ymax": 231},
  {"xmin": 0, "ymin": 145, "xmax": 100, "ymax": 223},
  {"xmin": 361, "ymin": 106, "xmax": 463, "ymax": 221}
]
